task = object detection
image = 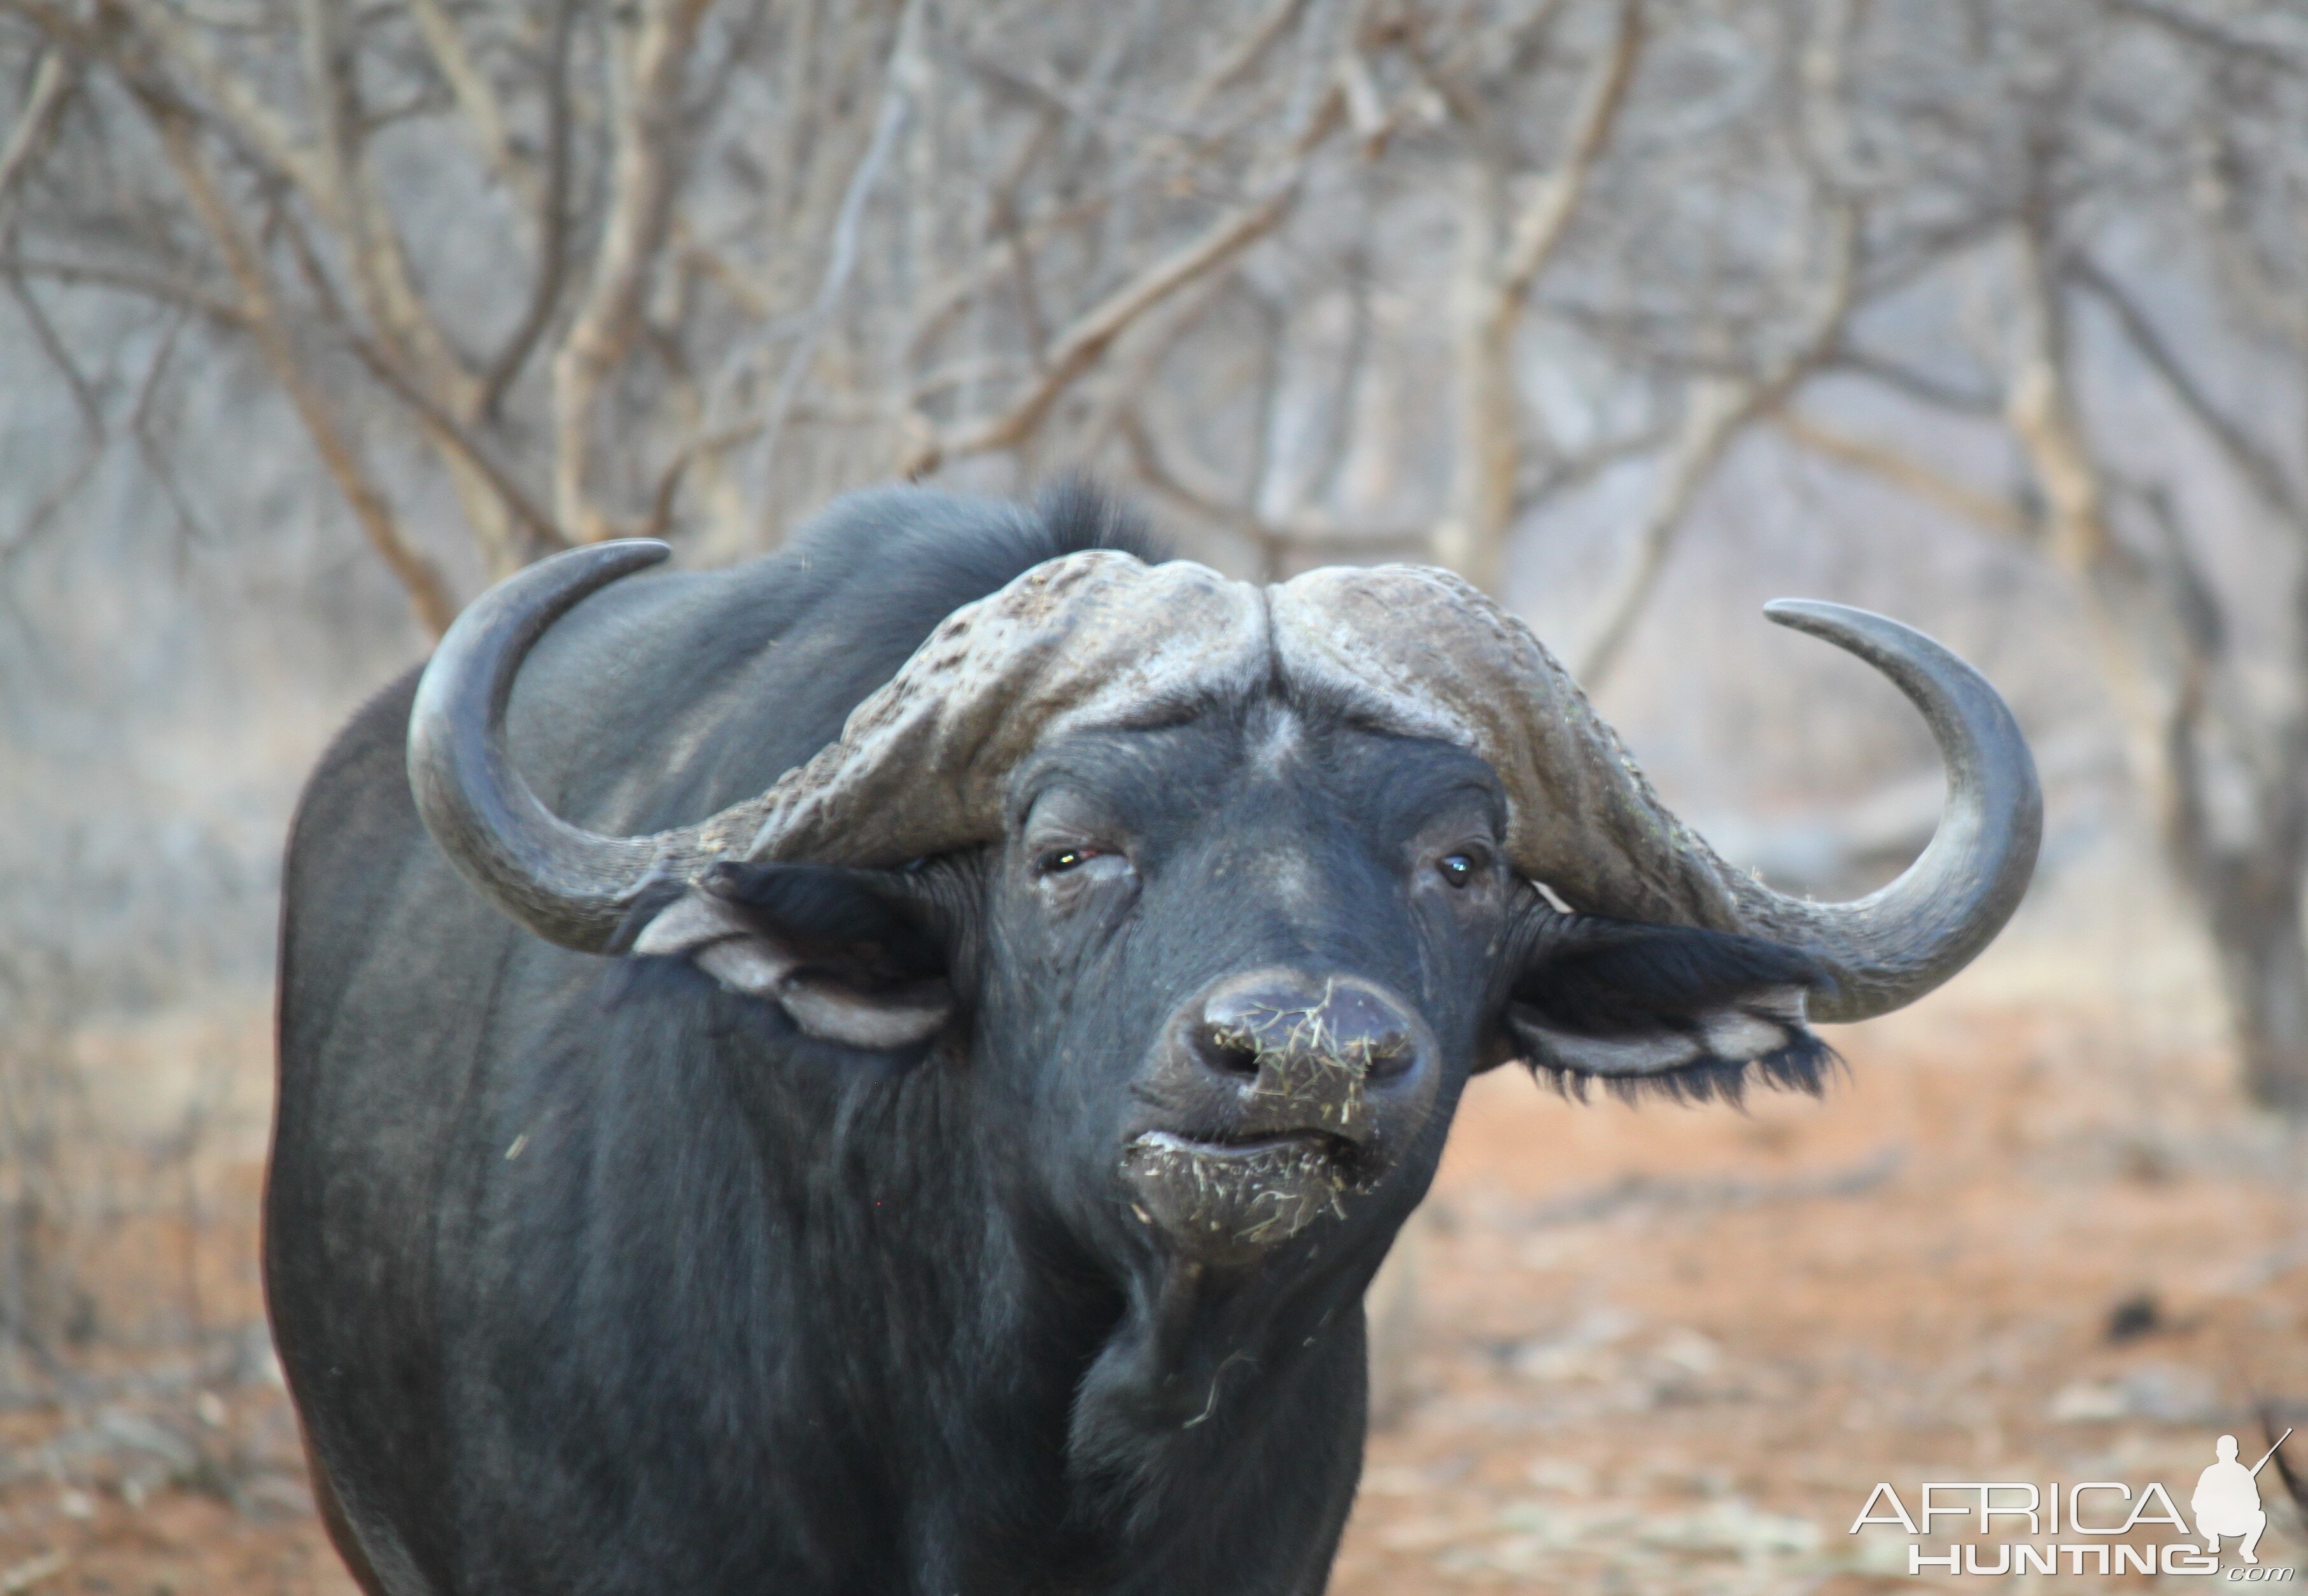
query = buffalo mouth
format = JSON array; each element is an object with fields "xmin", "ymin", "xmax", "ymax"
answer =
[{"xmin": 1120, "ymin": 1128, "xmax": 1372, "ymax": 1262}]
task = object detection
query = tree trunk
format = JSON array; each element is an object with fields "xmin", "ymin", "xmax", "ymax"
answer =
[
  {"xmin": 1432, "ymin": 160, "xmax": 1516, "ymax": 594},
  {"xmin": 2004, "ymin": 225, "xmax": 2308, "ymax": 1114},
  {"xmin": 2195, "ymin": 856, "xmax": 2308, "ymax": 1113}
]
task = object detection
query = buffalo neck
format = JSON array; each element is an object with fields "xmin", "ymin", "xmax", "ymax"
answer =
[{"xmin": 668, "ymin": 973, "xmax": 1377, "ymax": 1586}]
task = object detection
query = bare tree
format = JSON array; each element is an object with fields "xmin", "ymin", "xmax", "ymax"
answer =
[
  {"xmin": 11, "ymin": 0, "xmax": 2308, "ymax": 1120},
  {"xmin": 1286, "ymin": 0, "xmax": 2308, "ymax": 1109},
  {"xmin": 1425, "ymin": 0, "xmax": 1643, "ymax": 594},
  {"xmin": 1745, "ymin": 1, "xmax": 2308, "ymax": 1109},
  {"xmin": 0, "ymin": 0, "xmax": 1369, "ymax": 630}
]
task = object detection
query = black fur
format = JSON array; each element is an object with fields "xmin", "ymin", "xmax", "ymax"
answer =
[
  {"xmin": 1504, "ymin": 911, "xmax": 1840, "ymax": 1105},
  {"xmin": 269, "ymin": 483, "xmax": 1833, "ymax": 1596},
  {"xmin": 700, "ymin": 860, "xmax": 947, "ymax": 981},
  {"xmin": 1531, "ymin": 1029, "xmax": 1841, "ymax": 1107},
  {"xmin": 1512, "ymin": 916, "xmax": 1824, "ymax": 1034}
]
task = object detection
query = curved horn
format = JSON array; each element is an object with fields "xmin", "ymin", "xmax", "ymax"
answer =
[
  {"xmin": 413, "ymin": 538, "xmax": 2037, "ymax": 1013},
  {"xmin": 408, "ymin": 540, "xmax": 765, "ymax": 951},
  {"xmin": 1267, "ymin": 568, "xmax": 2039, "ymax": 1023},
  {"xmin": 1725, "ymin": 600, "xmax": 2042, "ymax": 1022},
  {"xmin": 409, "ymin": 542, "xmax": 1267, "ymax": 951}
]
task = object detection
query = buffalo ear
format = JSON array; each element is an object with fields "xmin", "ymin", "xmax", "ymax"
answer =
[
  {"xmin": 1497, "ymin": 907, "xmax": 1834, "ymax": 1100},
  {"xmin": 619, "ymin": 862, "xmax": 953, "ymax": 1049}
]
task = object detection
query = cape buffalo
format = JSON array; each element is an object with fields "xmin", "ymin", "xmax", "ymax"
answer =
[{"xmin": 268, "ymin": 482, "xmax": 2039, "ymax": 1594}]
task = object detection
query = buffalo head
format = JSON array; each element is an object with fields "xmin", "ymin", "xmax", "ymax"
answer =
[{"xmin": 404, "ymin": 542, "xmax": 2037, "ymax": 1289}]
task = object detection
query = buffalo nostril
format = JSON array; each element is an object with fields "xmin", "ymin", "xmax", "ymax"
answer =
[
  {"xmin": 1321, "ymin": 985, "xmax": 1415, "ymax": 1082},
  {"xmin": 1192, "ymin": 979, "xmax": 1421, "ymax": 1084},
  {"xmin": 1193, "ymin": 1019, "xmax": 1265, "ymax": 1079},
  {"xmin": 1360, "ymin": 1034, "xmax": 1416, "ymax": 1082}
]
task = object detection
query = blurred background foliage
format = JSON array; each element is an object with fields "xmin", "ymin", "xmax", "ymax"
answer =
[
  {"xmin": 3, "ymin": 0, "xmax": 2308, "ymax": 1582},
  {"xmin": 4, "ymin": 0, "xmax": 2304, "ymax": 1091}
]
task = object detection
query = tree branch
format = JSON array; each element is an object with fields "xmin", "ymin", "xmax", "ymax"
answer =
[
  {"xmin": 1775, "ymin": 408, "xmax": 2031, "ymax": 539},
  {"xmin": 1495, "ymin": 0, "xmax": 1642, "ymax": 310},
  {"xmin": 2006, "ymin": 225, "xmax": 2108, "ymax": 573},
  {"xmin": 0, "ymin": 50, "xmax": 71, "ymax": 232},
  {"xmin": 477, "ymin": 0, "xmax": 578, "ymax": 421},
  {"xmin": 2097, "ymin": 0, "xmax": 2308, "ymax": 78},
  {"xmin": 2068, "ymin": 250, "xmax": 2308, "ymax": 535},
  {"xmin": 750, "ymin": 0, "xmax": 924, "ymax": 494},
  {"xmin": 2004, "ymin": 213, "xmax": 2178, "ymax": 827},
  {"xmin": 3, "ymin": 253, "xmax": 243, "ymax": 326},
  {"xmin": 1180, "ymin": 0, "xmax": 1310, "ymax": 118},
  {"xmin": 294, "ymin": 0, "xmax": 475, "ymax": 405},
  {"xmin": 271, "ymin": 199, "xmax": 565, "ymax": 557},
  {"xmin": 1575, "ymin": 199, "xmax": 1861, "ymax": 687},
  {"xmin": 1120, "ymin": 406, "xmax": 1424, "ymax": 564},
  {"xmin": 115, "ymin": 0, "xmax": 333, "ymax": 201},
  {"xmin": 406, "ymin": 0, "xmax": 537, "ymax": 208},
  {"xmin": 550, "ymin": 0, "xmax": 714, "ymax": 542},
  {"xmin": 4, "ymin": 265, "xmax": 100, "ymax": 440},
  {"xmin": 1434, "ymin": 0, "xmax": 1643, "ymax": 591},
  {"xmin": 343, "ymin": 328, "xmax": 566, "ymax": 556},
  {"xmin": 143, "ymin": 99, "xmax": 456, "ymax": 634},
  {"xmin": 1826, "ymin": 343, "xmax": 2002, "ymax": 416},
  {"xmin": 902, "ymin": 87, "xmax": 1340, "ymax": 478}
]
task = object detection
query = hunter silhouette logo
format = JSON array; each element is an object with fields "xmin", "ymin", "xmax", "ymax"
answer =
[
  {"xmin": 2195, "ymin": 1432, "xmax": 2284, "ymax": 1565},
  {"xmin": 1849, "ymin": 1429, "xmax": 2298, "ymax": 1578}
]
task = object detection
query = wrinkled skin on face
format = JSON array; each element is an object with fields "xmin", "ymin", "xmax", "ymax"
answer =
[
  {"xmin": 983, "ymin": 700, "xmax": 1494, "ymax": 1249},
  {"xmin": 949, "ymin": 697, "xmax": 1506, "ymax": 1449},
  {"xmin": 659, "ymin": 685, "xmax": 1831, "ymax": 1457},
  {"xmin": 633, "ymin": 684, "xmax": 1832, "ymax": 1490}
]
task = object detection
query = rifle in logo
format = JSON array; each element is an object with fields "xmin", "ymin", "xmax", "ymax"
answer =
[{"xmin": 2195, "ymin": 1429, "xmax": 2292, "ymax": 1567}]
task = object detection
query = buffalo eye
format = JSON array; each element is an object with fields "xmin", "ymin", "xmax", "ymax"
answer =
[
  {"xmin": 1037, "ymin": 846, "xmax": 1100, "ymax": 876},
  {"xmin": 1436, "ymin": 852, "xmax": 1478, "ymax": 889}
]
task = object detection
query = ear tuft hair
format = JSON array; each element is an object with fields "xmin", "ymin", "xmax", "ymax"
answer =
[
  {"xmin": 617, "ymin": 861, "xmax": 953, "ymax": 1050},
  {"xmin": 1528, "ymin": 1026, "xmax": 1841, "ymax": 1107},
  {"xmin": 698, "ymin": 860, "xmax": 943, "ymax": 980},
  {"xmin": 1504, "ymin": 911, "xmax": 1841, "ymax": 1105},
  {"xmin": 1033, "ymin": 474, "xmax": 1167, "ymax": 566}
]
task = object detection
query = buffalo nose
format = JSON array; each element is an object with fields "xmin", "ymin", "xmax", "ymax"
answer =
[
  {"xmin": 1182, "ymin": 973, "xmax": 1427, "ymax": 1149},
  {"xmin": 1194, "ymin": 976, "xmax": 1419, "ymax": 1083}
]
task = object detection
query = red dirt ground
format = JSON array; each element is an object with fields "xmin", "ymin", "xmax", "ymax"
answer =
[{"xmin": 6, "ymin": 997, "xmax": 2307, "ymax": 1593}]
